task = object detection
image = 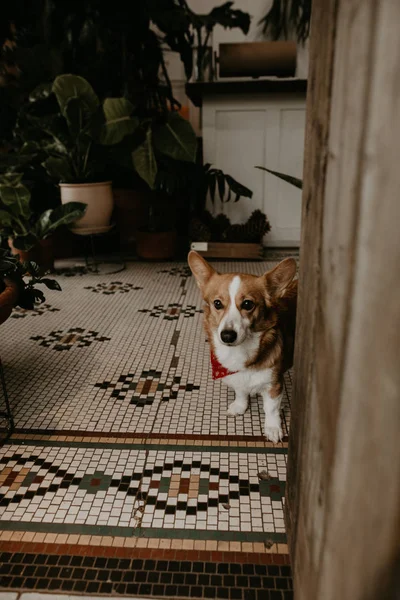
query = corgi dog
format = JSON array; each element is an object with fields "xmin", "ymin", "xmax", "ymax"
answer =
[{"xmin": 188, "ymin": 251, "xmax": 297, "ymax": 443}]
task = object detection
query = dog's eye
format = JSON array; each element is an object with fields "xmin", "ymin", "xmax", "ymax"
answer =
[
  {"xmin": 213, "ymin": 299, "xmax": 223, "ymax": 310},
  {"xmin": 241, "ymin": 300, "xmax": 255, "ymax": 311}
]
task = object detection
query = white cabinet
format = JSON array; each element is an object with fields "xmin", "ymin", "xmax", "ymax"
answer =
[{"xmin": 198, "ymin": 86, "xmax": 306, "ymax": 247}]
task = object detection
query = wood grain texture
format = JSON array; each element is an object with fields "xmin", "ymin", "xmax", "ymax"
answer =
[
  {"xmin": 288, "ymin": 0, "xmax": 400, "ymax": 598},
  {"xmin": 285, "ymin": 0, "xmax": 339, "ymax": 581}
]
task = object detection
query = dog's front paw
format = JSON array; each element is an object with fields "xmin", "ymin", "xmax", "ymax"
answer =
[
  {"xmin": 265, "ymin": 424, "xmax": 283, "ymax": 444},
  {"xmin": 227, "ymin": 401, "xmax": 247, "ymax": 416}
]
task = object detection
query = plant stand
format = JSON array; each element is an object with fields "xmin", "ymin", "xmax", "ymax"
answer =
[
  {"xmin": 190, "ymin": 242, "xmax": 264, "ymax": 260},
  {"xmin": 70, "ymin": 225, "xmax": 126, "ymax": 275},
  {"xmin": 0, "ymin": 358, "xmax": 14, "ymax": 442}
]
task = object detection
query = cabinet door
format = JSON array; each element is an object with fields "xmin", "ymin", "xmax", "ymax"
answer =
[
  {"xmin": 203, "ymin": 95, "xmax": 305, "ymax": 247},
  {"xmin": 263, "ymin": 105, "xmax": 305, "ymax": 246}
]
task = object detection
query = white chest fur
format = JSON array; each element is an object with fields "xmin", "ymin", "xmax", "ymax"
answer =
[{"xmin": 213, "ymin": 331, "xmax": 273, "ymax": 394}]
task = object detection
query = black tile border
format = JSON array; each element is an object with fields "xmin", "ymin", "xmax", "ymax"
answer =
[{"xmin": 0, "ymin": 551, "xmax": 293, "ymax": 599}]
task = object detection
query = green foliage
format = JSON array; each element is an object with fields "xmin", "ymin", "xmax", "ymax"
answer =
[
  {"xmin": 0, "ymin": 248, "xmax": 61, "ymax": 310},
  {"xmin": 189, "ymin": 209, "xmax": 270, "ymax": 244},
  {"xmin": 259, "ymin": 0, "xmax": 311, "ymax": 44},
  {"xmin": 256, "ymin": 166, "xmax": 303, "ymax": 190},
  {"xmin": 23, "ymin": 75, "xmax": 139, "ymax": 184},
  {"xmin": 0, "ymin": 178, "xmax": 86, "ymax": 250}
]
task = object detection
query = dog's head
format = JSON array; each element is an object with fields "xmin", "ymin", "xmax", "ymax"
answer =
[{"xmin": 188, "ymin": 251, "xmax": 296, "ymax": 347}]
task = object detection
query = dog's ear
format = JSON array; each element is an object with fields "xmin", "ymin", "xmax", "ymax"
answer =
[
  {"xmin": 188, "ymin": 251, "xmax": 216, "ymax": 288},
  {"xmin": 262, "ymin": 258, "xmax": 297, "ymax": 299}
]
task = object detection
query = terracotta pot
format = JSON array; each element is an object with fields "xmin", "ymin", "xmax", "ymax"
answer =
[
  {"xmin": 0, "ymin": 278, "xmax": 18, "ymax": 325},
  {"xmin": 60, "ymin": 181, "xmax": 114, "ymax": 230},
  {"xmin": 136, "ymin": 230, "xmax": 177, "ymax": 260},
  {"xmin": 8, "ymin": 237, "xmax": 54, "ymax": 272},
  {"xmin": 113, "ymin": 188, "xmax": 148, "ymax": 250}
]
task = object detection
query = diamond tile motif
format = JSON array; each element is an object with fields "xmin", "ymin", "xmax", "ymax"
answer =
[
  {"xmin": 84, "ymin": 281, "xmax": 143, "ymax": 294},
  {"xmin": 30, "ymin": 328, "xmax": 111, "ymax": 351},
  {"xmin": 11, "ymin": 304, "xmax": 60, "ymax": 319}
]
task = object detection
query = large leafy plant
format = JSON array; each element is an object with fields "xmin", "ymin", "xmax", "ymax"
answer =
[
  {"xmin": 23, "ymin": 74, "xmax": 139, "ymax": 184},
  {"xmin": 0, "ymin": 174, "xmax": 86, "ymax": 250},
  {"xmin": 0, "ymin": 248, "xmax": 61, "ymax": 310}
]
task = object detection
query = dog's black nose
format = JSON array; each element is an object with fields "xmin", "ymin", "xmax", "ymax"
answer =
[{"xmin": 221, "ymin": 329, "xmax": 237, "ymax": 344}]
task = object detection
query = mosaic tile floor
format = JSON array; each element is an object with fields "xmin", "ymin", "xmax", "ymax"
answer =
[{"xmin": 0, "ymin": 257, "xmax": 296, "ymax": 599}]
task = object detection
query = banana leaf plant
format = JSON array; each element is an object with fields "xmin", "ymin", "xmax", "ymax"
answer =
[
  {"xmin": 153, "ymin": 1, "xmax": 251, "ymax": 81},
  {"xmin": 0, "ymin": 174, "xmax": 86, "ymax": 251},
  {"xmin": 0, "ymin": 248, "xmax": 61, "ymax": 310},
  {"xmin": 256, "ymin": 166, "xmax": 303, "ymax": 190}
]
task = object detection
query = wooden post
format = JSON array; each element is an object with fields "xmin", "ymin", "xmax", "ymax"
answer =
[{"xmin": 286, "ymin": 1, "xmax": 400, "ymax": 599}]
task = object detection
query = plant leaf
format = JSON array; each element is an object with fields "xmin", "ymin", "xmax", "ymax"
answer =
[
  {"xmin": 45, "ymin": 202, "xmax": 87, "ymax": 233},
  {"xmin": 208, "ymin": 172, "xmax": 217, "ymax": 203},
  {"xmin": 216, "ymin": 171, "xmax": 226, "ymax": 202},
  {"xmin": 0, "ymin": 209, "xmax": 14, "ymax": 228},
  {"xmin": 100, "ymin": 98, "xmax": 138, "ymax": 145},
  {"xmin": 43, "ymin": 156, "xmax": 75, "ymax": 183},
  {"xmin": 0, "ymin": 184, "xmax": 32, "ymax": 219},
  {"xmin": 255, "ymin": 166, "xmax": 303, "ymax": 190},
  {"xmin": 225, "ymin": 174, "xmax": 253, "ymax": 200},
  {"xmin": 153, "ymin": 112, "xmax": 197, "ymax": 163},
  {"xmin": 132, "ymin": 128, "xmax": 157, "ymax": 190},
  {"xmin": 39, "ymin": 278, "xmax": 62, "ymax": 291},
  {"xmin": 12, "ymin": 232, "xmax": 38, "ymax": 251},
  {"xmin": 52, "ymin": 74, "xmax": 100, "ymax": 119}
]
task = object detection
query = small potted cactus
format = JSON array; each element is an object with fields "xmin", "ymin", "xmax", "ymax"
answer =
[{"xmin": 189, "ymin": 210, "xmax": 271, "ymax": 259}]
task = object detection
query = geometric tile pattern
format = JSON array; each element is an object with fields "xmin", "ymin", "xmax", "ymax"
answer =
[
  {"xmin": 0, "ymin": 446, "xmax": 286, "ymax": 535},
  {"xmin": 11, "ymin": 304, "xmax": 60, "ymax": 319},
  {"xmin": 138, "ymin": 303, "xmax": 203, "ymax": 320},
  {"xmin": 30, "ymin": 328, "xmax": 111, "ymax": 351},
  {"xmin": 94, "ymin": 369, "xmax": 200, "ymax": 406},
  {"xmin": 0, "ymin": 256, "xmax": 297, "ymax": 598},
  {"xmin": 84, "ymin": 281, "xmax": 143, "ymax": 294}
]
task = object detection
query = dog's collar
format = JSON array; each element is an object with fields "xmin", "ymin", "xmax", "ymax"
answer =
[{"xmin": 211, "ymin": 352, "xmax": 238, "ymax": 380}]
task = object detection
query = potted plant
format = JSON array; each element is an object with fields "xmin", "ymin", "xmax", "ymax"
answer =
[
  {"xmin": 190, "ymin": 209, "xmax": 270, "ymax": 259},
  {"xmin": 153, "ymin": 1, "xmax": 251, "ymax": 82},
  {"xmin": 24, "ymin": 75, "xmax": 138, "ymax": 232},
  {"xmin": 121, "ymin": 110, "xmax": 198, "ymax": 260},
  {"xmin": 0, "ymin": 173, "xmax": 86, "ymax": 270},
  {"xmin": 0, "ymin": 248, "xmax": 61, "ymax": 325}
]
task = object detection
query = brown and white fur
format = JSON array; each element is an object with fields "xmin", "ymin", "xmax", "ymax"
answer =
[{"xmin": 188, "ymin": 251, "xmax": 297, "ymax": 443}]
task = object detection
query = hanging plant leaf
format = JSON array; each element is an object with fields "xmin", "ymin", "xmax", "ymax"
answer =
[
  {"xmin": 132, "ymin": 128, "xmax": 158, "ymax": 190},
  {"xmin": 153, "ymin": 112, "xmax": 197, "ymax": 163},
  {"xmin": 256, "ymin": 166, "xmax": 303, "ymax": 189}
]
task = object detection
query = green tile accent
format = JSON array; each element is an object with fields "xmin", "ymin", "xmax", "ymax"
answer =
[
  {"xmin": 0, "ymin": 520, "xmax": 287, "ymax": 543},
  {"xmin": 259, "ymin": 479, "xmax": 286, "ymax": 500},
  {"xmin": 159, "ymin": 477, "xmax": 171, "ymax": 492},
  {"xmin": 78, "ymin": 471, "xmax": 113, "ymax": 493}
]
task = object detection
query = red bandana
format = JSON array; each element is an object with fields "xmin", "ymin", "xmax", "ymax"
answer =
[{"xmin": 211, "ymin": 352, "xmax": 238, "ymax": 380}]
